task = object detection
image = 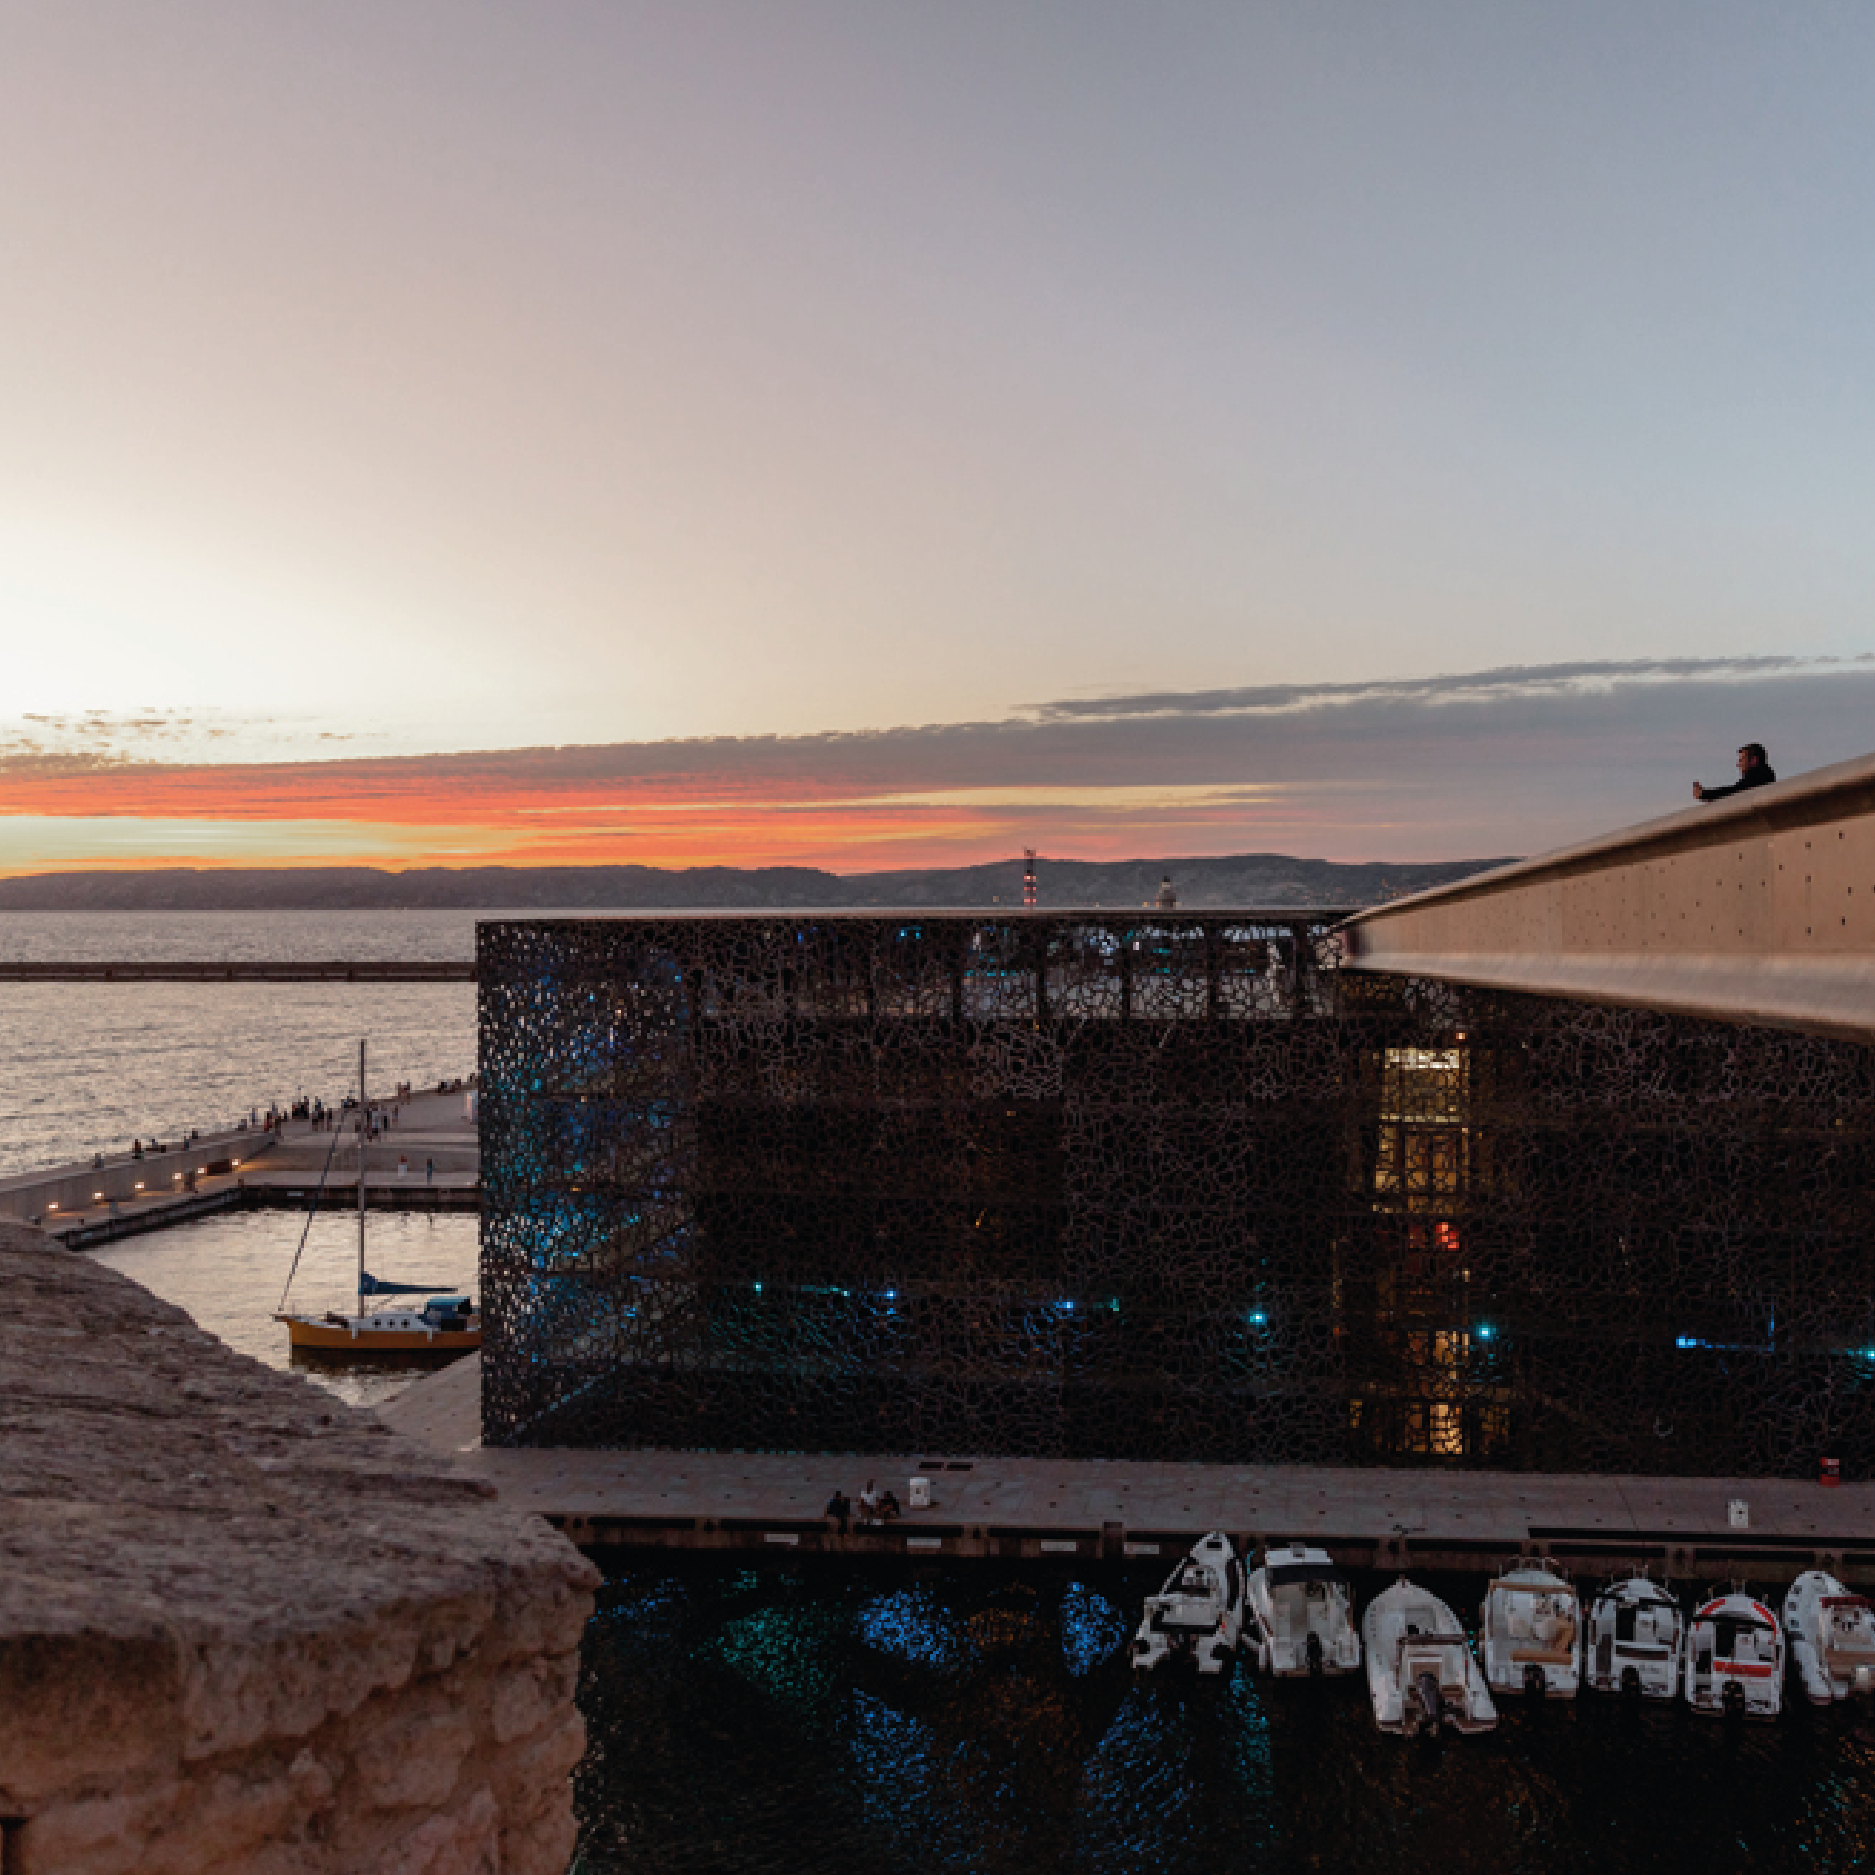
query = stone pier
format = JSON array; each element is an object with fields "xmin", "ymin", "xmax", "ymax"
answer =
[{"xmin": 0, "ymin": 1225, "xmax": 597, "ymax": 1875}]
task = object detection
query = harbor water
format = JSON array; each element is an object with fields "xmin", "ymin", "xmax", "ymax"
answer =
[
  {"xmin": 577, "ymin": 1555, "xmax": 1875, "ymax": 1874},
  {"xmin": 91, "ymin": 1207, "xmax": 480, "ymax": 1410}
]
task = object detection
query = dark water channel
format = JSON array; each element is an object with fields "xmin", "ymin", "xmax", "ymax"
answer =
[{"xmin": 575, "ymin": 1558, "xmax": 1875, "ymax": 1875}]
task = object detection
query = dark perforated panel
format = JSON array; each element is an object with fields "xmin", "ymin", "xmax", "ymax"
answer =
[{"xmin": 479, "ymin": 915, "xmax": 1875, "ymax": 1476}]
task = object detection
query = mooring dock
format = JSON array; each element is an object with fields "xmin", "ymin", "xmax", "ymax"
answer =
[{"xmin": 382, "ymin": 1356, "xmax": 1875, "ymax": 1586}]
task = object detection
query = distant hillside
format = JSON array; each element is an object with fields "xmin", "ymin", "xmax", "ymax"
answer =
[{"xmin": 0, "ymin": 853, "xmax": 1510, "ymax": 913}]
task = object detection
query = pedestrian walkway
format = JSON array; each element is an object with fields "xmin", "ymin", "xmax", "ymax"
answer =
[
  {"xmin": 380, "ymin": 1356, "xmax": 1875, "ymax": 1585},
  {"xmin": 0, "ymin": 1085, "xmax": 480, "ymax": 1242}
]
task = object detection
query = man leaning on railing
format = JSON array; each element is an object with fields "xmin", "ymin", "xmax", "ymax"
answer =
[{"xmin": 1694, "ymin": 742, "xmax": 1776, "ymax": 802}]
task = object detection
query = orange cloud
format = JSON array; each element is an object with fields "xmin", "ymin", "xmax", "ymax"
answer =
[
  {"xmin": 0, "ymin": 733, "xmax": 1334, "ymax": 870},
  {"xmin": 3, "ymin": 657, "xmax": 1869, "ymax": 874}
]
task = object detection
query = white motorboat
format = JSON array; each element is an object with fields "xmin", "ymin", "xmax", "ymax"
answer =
[
  {"xmin": 1783, "ymin": 1570, "xmax": 1875, "ymax": 1706},
  {"xmin": 1130, "ymin": 1531, "xmax": 1244, "ymax": 1676},
  {"xmin": 1362, "ymin": 1577, "xmax": 1498, "ymax": 1735},
  {"xmin": 1684, "ymin": 1588, "xmax": 1784, "ymax": 1719},
  {"xmin": 1244, "ymin": 1542, "xmax": 1361, "ymax": 1677},
  {"xmin": 1478, "ymin": 1561, "xmax": 1581, "ymax": 1700},
  {"xmin": 1585, "ymin": 1575, "xmax": 1683, "ymax": 1700}
]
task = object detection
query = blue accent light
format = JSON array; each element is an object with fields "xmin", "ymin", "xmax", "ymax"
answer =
[
  {"xmin": 1476, "ymin": 1324, "xmax": 1493, "ymax": 1340},
  {"xmin": 1249, "ymin": 1311, "xmax": 1267, "ymax": 1326}
]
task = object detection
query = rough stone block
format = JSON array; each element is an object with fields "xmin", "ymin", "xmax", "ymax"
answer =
[{"xmin": 0, "ymin": 1225, "xmax": 599, "ymax": 1873}]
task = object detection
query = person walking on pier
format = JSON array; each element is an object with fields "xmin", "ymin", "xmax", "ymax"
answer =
[{"xmin": 1694, "ymin": 743, "xmax": 1775, "ymax": 801}]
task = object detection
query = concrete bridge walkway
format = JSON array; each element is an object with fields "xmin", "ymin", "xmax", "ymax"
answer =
[{"xmin": 1340, "ymin": 747, "xmax": 1875, "ymax": 1042}]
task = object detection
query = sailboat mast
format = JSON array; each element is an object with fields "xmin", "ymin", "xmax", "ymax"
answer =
[{"xmin": 357, "ymin": 1037, "xmax": 367, "ymax": 1318}]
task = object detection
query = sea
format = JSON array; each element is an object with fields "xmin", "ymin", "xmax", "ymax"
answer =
[
  {"xmin": 0, "ymin": 909, "xmax": 480, "ymax": 1174},
  {"xmin": 6, "ymin": 910, "xmax": 1873, "ymax": 1873}
]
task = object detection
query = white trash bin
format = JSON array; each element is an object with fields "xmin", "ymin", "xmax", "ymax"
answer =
[{"xmin": 909, "ymin": 1476, "xmax": 932, "ymax": 1509}]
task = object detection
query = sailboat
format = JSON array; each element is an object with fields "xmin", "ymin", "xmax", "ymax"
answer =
[{"xmin": 276, "ymin": 1040, "xmax": 481, "ymax": 1354}]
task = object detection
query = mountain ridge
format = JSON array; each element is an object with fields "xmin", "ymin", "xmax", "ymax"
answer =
[{"xmin": 0, "ymin": 854, "xmax": 1511, "ymax": 912}]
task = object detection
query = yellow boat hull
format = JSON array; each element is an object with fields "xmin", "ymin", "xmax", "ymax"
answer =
[{"xmin": 279, "ymin": 1314, "xmax": 481, "ymax": 1352}]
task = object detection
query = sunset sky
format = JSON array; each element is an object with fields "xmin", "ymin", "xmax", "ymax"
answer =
[{"xmin": 5, "ymin": 5, "xmax": 1874, "ymax": 873}]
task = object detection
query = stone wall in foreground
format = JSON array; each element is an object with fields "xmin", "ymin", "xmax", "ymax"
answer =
[{"xmin": 0, "ymin": 1224, "xmax": 598, "ymax": 1875}]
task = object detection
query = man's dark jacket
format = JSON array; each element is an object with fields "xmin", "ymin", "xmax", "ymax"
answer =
[{"xmin": 1700, "ymin": 763, "xmax": 1776, "ymax": 801}]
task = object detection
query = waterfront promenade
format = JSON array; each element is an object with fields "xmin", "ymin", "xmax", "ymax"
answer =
[
  {"xmin": 0, "ymin": 1085, "xmax": 480, "ymax": 1244},
  {"xmin": 383, "ymin": 1356, "xmax": 1875, "ymax": 1587}
]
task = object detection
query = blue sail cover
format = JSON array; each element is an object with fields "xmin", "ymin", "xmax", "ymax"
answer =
[{"xmin": 359, "ymin": 1271, "xmax": 456, "ymax": 1296}]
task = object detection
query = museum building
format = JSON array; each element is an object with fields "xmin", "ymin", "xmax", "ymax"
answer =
[{"xmin": 479, "ymin": 913, "xmax": 1875, "ymax": 1477}]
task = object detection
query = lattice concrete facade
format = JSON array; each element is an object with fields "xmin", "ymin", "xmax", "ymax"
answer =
[{"xmin": 479, "ymin": 915, "xmax": 1875, "ymax": 1478}]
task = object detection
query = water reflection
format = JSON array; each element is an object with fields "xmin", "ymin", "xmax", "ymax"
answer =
[
  {"xmin": 1059, "ymin": 1580, "xmax": 1130, "ymax": 1679},
  {"xmin": 856, "ymin": 1583, "xmax": 971, "ymax": 1675},
  {"xmin": 576, "ymin": 1558, "xmax": 1875, "ymax": 1875}
]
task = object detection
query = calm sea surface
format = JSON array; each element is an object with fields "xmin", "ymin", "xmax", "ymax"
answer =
[
  {"xmin": 0, "ymin": 910, "xmax": 485, "ymax": 1174},
  {"xmin": 13, "ymin": 913, "xmax": 1875, "ymax": 1870}
]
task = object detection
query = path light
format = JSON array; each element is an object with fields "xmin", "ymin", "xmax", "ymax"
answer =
[
  {"xmin": 46, "ymin": 1203, "xmax": 57, "ymax": 1212},
  {"xmin": 134, "ymin": 1182, "xmax": 144, "ymax": 1191},
  {"xmin": 92, "ymin": 1192, "xmax": 102, "ymax": 1201}
]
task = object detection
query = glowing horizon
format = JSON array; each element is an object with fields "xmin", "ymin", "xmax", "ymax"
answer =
[{"xmin": 2, "ymin": 657, "xmax": 1869, "ymax": 878}]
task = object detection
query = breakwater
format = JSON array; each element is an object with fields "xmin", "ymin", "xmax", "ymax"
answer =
[{"xmin": 0, "ymin": 960, "xmax": 475, "ymax": 981}]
